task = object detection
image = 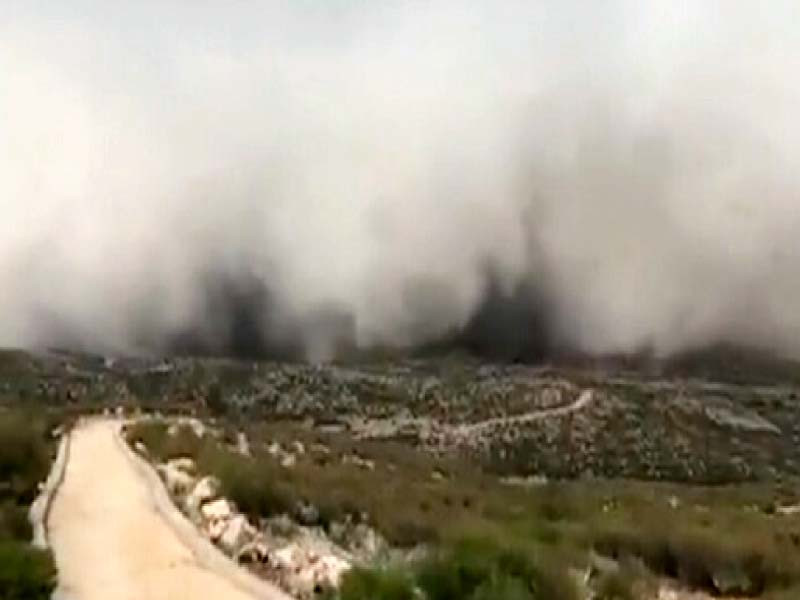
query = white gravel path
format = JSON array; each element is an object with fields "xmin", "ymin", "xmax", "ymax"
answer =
[{"xmin": 48, "ymin": 419, "xmax": 290, "ymax": 600}]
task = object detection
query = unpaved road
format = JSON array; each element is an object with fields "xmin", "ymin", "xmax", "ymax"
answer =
[
  {"xmin": 453, "ymin": 388, "xmax": 595, "ymax": 435},
  {"xmin": 48, "ymin": 419, "xmax": 284, "ymax": 600}
]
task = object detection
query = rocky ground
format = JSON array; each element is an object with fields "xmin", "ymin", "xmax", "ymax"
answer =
[{"xmin": 5, "ymin": 348, "xmax": 800, "ymax": 486}]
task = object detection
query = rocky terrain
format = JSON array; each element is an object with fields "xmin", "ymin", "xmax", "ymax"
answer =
[{"xmin": 5, "ymin": 348, "xmax": 800, "ymax": 486}]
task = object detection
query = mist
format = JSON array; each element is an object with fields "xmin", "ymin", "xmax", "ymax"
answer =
[{"xmin": 2, "ymin": 1, "xmax": 800, "ymax": 361}]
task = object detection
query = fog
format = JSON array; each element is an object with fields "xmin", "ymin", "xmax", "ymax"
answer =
[{"xmin": 2, "ymin": 1, "xmax": 799, "ymax": 361}]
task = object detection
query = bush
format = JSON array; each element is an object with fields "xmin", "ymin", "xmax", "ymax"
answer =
[
  {"xmin": 197, "ymin": 445, "xmax": 290, "ymax": 518},
  {"xmin": 338, "ymin": 567, "xmax": 415, "ymax": 600},
  {"xmin": 417, "ymin": 538, "xmax": 578, "ymax": 600},
  {"xmin": 127, "ymin": 421, "xmax": 204, "ymax": 461},
  {"xmin": 0, "ymin": 501, "xmax": 31, "ymax": 541},
  {"xmin": 0, "ymin": 411, "xmax": 49, "ymax": 503},
  {"xmin": 592, "ymin": 525, "xmax": 793, "ymax": 596},
  {"xmin": 595, "ymin": 569, "xmax": 637, "ymax": 600},
  {"xmin": 384, "ymin": 520, "xmax": 440, "ymax": 548},
  {"xmin": 0, "ymin": 542, "xmax": 56, "ymax": 599}
]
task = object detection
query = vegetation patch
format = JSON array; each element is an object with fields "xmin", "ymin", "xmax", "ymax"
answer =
[
  {"xmin": 332, "ymin": 538, "xmax": 577, "ymax": 600},
  {"xmin": 0, "ymin": 408, "xmax": 57, "ymax": 599}
]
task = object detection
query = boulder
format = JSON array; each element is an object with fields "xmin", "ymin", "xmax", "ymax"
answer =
[
  {"xmin": 202, "ymin": 498, "xmax": 233, "ymax": 522},
  {"xmin": 271, "ymin": 544, "xmax": 351, "ymax": 596},
  {"xmin": 158, "ymin": 462, "xmax": 196, "ymax": 496},
  {"xmin": 168, "ymin": 457, "xmax": 196, "ymax": 473},
  {"xmin": 185, "ymin": 476, "xmax": 221, "ymax": 517},
  {"xmin": 219, "ymin": 514, "xmax": 257, "ymax": 554},
  {"xmin": 207, "ymin": 517, "xmax": 229, "ymax": 541},
  {"xmin": 238, "ymin": 539, "xmax": 270, "ymax": 564}
]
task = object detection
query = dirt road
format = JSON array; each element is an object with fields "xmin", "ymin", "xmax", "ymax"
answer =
[
  {"xmin": 453, "ymin": 388, "xmax": 595, "ymax": 435},
  {"xmin": 48, "ymin": 419, "xmax": 287, "ymax": 600}
]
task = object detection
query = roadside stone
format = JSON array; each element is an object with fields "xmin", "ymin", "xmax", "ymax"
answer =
[
  {"xmin": 238, "ymin": 539, "xmax": 270, "ymax": 564},
  {"xmin": 202, "ymin": 498, "xmax": 233, "ymax": 522},
  {"xmin": 185, "ymin": 476, "xmax": 220, "ymax": 516},
  {"xmin": 168, "ymin": 457, "xmax": 196, "ymax": 473},
  {"xmin": 218, "ymin": 514, "xmax": 257, "ymax": 554},
  {"xmin": 271, "ymin": 543, "xmax": 351, "ymax": 597},
  {"xmin": 158, "ymin": 462, "xmax": 196, "ymax": 496}
]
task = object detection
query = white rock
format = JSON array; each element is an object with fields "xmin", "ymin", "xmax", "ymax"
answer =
[
  {"xmin": 272, "ymin": 544, "xmax": 298, "ymax": 569},
  {"xmin": 317, "ymin": 554, "xmax": 351, "ymax": 589},
  {"xmin": 202, "ymin": 498, "xmax": 233, "ymax": 521},
  {"xmin": 219, "ymin": 514, "xmax": 257, "ymax": 553},
  {"xmin": 236, "ymin": 431, "xmax": 251, "ymax": 456},
  {"xmin": 207, "ymin": 517, "xmax": 228, "ymax": 541},
  {"xmin": 185, "ymin": 476, "xmax": 220, "ymax": 515},
  {"xmin": 281, "ymin": 453, "xmax": 297, "ymax": 468},
  {"xmin": 271, "ymin": 544, "xmax": 351, "ymax": 595},
  {"xmin": 158, "ymin": 462, "xmax": 196, "ymax": 496},
  {"xmin": 168, "ymin": 457, "xmax": 196, "ymax": 473},
  {"xmin": 291, "ymin": 441, "xmax": 306, "ymax": 455}
]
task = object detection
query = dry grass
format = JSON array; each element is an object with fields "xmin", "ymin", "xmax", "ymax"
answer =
[{"xmin": 128, "ymin": 417, "xmax": 800, "ymax": 598}]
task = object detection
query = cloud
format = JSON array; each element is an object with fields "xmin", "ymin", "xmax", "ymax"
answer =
[{"xmin": 2, "ymin": 1, "xmax": 799, "ymax": 359}]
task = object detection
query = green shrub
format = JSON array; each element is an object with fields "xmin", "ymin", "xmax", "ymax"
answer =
[
  {"xmin": 338, "ymin": 567, "xmax": 415, "ymax": 600},
  {"xmin": 417, "ymin": 538, "xmax": 577, "ymax": 600},
  {"xmin": 0, "ymin": 500, "xmax": 31, "ymax": 540},
  {"xmin": 0, "ymin": 411, "xmax": 49, "ymax": 503},
  {"xmin": 126, "ymin": 421, "xmax": 204, "ymax": 461},
  {"xmin": 197, "ymin": 445, "xmax": 290, "ymax": 518},
  {"xmin": 0, "ymin": 542, "xmax": 56, "ymax": 600},
  {"xmin": 595, "ymin": 569, "xmax": 637, "ymax": 600},
  {"xmin": 384, "ymin": 519, "xmax": 440, "ymax": 548},
  {"xmin": 592, "ymin": 524, "xmax": 793, "ymax": 596}
]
